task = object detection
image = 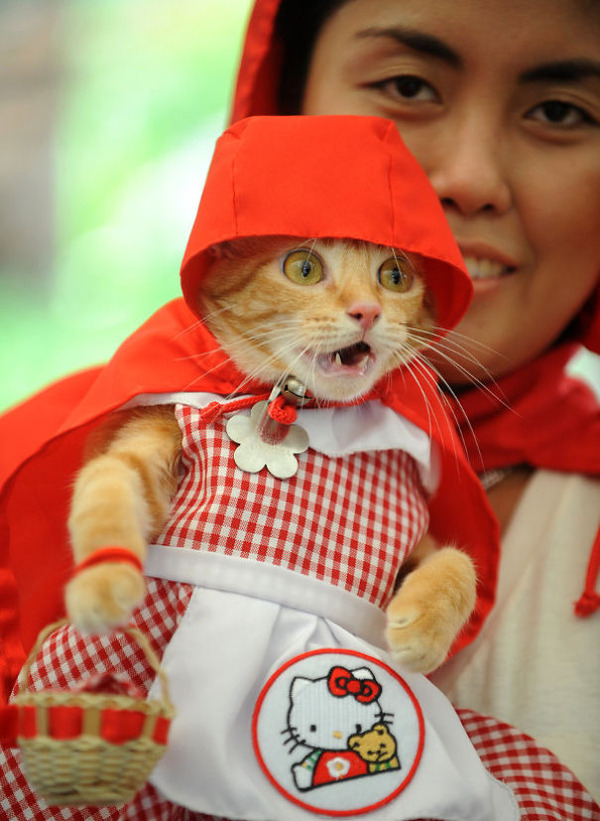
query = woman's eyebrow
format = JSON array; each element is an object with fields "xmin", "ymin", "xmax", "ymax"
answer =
[
  {"xmin": 520, "ymin": 58, "xmax": 600, "ymax": 84},
  {"xmin": 355, "ymin": 26, "xmax": 461, "ymax": 68}
]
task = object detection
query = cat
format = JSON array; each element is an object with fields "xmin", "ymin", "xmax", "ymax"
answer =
[{"xmin": 65, "ymin": 236, "xmax": 476, "ymax": 674}]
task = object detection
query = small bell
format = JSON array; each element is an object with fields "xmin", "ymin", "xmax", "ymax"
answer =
[{"xmin": 281, "ymin": 377, "xmax": 312, "ymax": 407}]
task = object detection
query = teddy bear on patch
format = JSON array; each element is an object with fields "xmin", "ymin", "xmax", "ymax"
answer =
[{"xmin": 348, "ymin": 723, "xmax": 401, "ymax": 774}]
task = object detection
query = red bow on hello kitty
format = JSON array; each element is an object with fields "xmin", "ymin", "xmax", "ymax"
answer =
[{"xmin": 327, "ymin": 666, "xmax": 381, "ymax": 704}]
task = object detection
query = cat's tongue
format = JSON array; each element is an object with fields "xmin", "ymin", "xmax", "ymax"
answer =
[{"xmin": 318, "ymin": 342, "xmax": 373, "ymax": 375}]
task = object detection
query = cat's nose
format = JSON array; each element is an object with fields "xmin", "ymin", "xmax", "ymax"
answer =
[{"xmin": 347, "ymin": 303, "xmax": 381, "ymax": 331}]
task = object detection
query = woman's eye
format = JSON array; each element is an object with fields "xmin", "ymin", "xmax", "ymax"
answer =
[
  {"xmin": 378, "ymin": 257, "xmax": 414, "ymax": 292},
  {"xmin": 283, "ymin": 250, "xmax": 324, "ymax": 285},
  {"xmin": 527, "ymin": 100, "xmax": 595, "ymax": 128},
  {"xmin": 377, "ymin": 74, "xmax": 438, "ymax": 103}
]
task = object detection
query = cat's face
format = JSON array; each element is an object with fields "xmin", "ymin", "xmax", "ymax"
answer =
[{"xmin": 198, "ymin": 236, "xmax": 435, "ymax": 402}]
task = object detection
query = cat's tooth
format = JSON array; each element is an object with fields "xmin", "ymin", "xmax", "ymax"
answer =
[{"xmin": 334, "ymin": 352, "xmax": 343, "ymax": 367}]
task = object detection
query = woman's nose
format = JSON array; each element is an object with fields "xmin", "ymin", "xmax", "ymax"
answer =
[{"xmin": 423, "ymin": 116, "xmax": 513, "ymax": 218}]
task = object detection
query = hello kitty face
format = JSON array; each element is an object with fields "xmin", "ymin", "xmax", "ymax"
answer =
[
  {"xmin": 286, "ymin": 665, "xmax": 385, "ymax": 753},
  {"xmin": 254, "ymin": 650, "xmax": 426, "ymax": 814}
]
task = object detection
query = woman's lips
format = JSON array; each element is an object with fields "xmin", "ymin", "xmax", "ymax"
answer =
[
  {"xmin": 458, "ymin": 242, "xmax": 518, "ymax": 282},
  {"xmin": 463, "ymin": 256, "xmax": 513, "ymax": 280}
]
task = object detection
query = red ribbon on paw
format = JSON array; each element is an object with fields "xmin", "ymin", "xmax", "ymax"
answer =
[{"xmin": 74, "ymin": 546, "xmax": 144, "ymax": 576}]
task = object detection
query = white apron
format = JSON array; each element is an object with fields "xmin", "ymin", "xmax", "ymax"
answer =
[
  {"xmin": 138, "ymin": 395, "xmax": 518, "ymax": 819},
  {"xmin": 146, "ymin": 549, "xmax": 518, "ymax": 820}
]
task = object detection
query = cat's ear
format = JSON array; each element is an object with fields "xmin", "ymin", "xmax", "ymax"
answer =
[
  {"xmin": 207, "ymin": 242, "xmax": 233, "ymax": 260},
  {"xmin": 290, "ymin": 676, "xmax": 312, "ymax": 701},
  {"xmin": 207, "ymin": 238, "xmax": 252, "ymax": 260}
]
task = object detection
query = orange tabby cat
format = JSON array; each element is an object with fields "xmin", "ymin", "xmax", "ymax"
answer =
[{"xmin": 65, "ymin": 236, "xmax": 476, "ymax": 674}]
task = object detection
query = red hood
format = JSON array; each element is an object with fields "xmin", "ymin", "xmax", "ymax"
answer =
[
  {"xmin": 230, "ymin": 0, "xmax": 600, "ymax": 353},
  {"xmin": 181, "ymin": 115, "xmax": 471, "ymax": 334}
]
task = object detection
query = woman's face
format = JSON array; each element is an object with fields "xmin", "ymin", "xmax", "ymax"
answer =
[{"xmin": 302, "ymin": 0, "xmax": 600, "ymax": 383}]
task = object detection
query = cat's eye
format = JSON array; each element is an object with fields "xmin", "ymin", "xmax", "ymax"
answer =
[
  {"xmin": 283, "ymin": 250, "xmax": 324, "ymax": 285},
  {"xmin": 378, "ymin": 257, "xmax": 414, "ymax": 293}
]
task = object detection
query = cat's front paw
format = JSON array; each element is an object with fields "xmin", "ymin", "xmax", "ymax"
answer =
[
  {"xmin": 386, "ymin": 599, "xmax": 455, "ymax": 674},
  {"xmin": 65, "ymin": 563, "xmax": 146, "ymax": 634},
  {"xmin": 385, "ymin": 548, "xmax": 476, "ymax": 674}
]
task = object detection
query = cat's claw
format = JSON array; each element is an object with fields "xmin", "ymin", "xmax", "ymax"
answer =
[
  {"xmin": 386, "ymin": 615, "xmax": 452, "ymax": 674},
  {"xmin": 385, "ymin": 546, "xmax": 476, "ymax": 674},
  {"xmin": 65, "ymin": 563, "xmax": 146, "ymax": 634},
  {"xmin": 385, "ymin": 590, "xmax": 469, "ymax": 673}
]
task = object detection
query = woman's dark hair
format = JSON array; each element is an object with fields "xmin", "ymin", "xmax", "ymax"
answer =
[{"xmin": 275, "ymin": 0, "xmax": 349, "ymax": 113}]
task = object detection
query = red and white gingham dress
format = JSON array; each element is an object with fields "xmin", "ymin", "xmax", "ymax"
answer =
[
  {"xmin": 2, "ymin": 401, "xmax": 599, "ymax": 819},
  {"xmin": 156, "ymin": 404, "xmax": 429, "ymax": 609}
]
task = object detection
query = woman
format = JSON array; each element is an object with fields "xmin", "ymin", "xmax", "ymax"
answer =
[
  {"xmin": 0, "ymin": 0, "xmax": 598, "ymax": 818},
  {"xmin": 235, "ymin": 0, "xmax": 600, "ymax": 798}
]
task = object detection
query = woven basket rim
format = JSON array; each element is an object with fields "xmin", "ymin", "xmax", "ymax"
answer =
[
  {"xmin": 16, "ymin": 619, "xmax": 174, "ymax": 713},
  {"xmin": 14, "ymin": 688, "xmax": 174, "ymax": 716}
]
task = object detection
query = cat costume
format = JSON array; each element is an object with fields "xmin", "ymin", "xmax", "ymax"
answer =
[
  {"xmin": 0, "ymin": 115, "xmax": 525, "ymax": 820},
  {"xmin": 0, "ymin": 113, "xmax": 598, "ymax": 817}
]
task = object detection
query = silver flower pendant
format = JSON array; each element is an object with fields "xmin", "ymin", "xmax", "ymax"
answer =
[{"xmin": 226, "ymin": 388, "xmax": 310, "ymax": 480}]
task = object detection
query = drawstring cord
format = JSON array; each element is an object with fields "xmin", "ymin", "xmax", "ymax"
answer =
[
  {"xmin": 200, "ymin": 394, "xmax": 271, "ymax": 424},
  {"xmin": 200, "ymin": 374, "xmax": 316, "ymax": 427},
  {"xmin": 574, "ymin": 524, "xmax": 600, "ymax": 618}
]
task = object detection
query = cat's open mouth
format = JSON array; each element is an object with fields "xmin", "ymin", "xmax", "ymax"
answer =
[{"xmin": 315, "ymin": 341, "xmax": 374, "ymax": 376}]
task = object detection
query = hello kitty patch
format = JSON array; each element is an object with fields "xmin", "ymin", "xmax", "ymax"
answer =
[{"xmin": 252, "ymin": 650, "xmax": 425, "ymax": 816}]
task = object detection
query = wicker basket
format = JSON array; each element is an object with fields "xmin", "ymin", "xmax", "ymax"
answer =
[{"xmin": 14, "ymin": 620, "xmax": 175, "ymax": 807}]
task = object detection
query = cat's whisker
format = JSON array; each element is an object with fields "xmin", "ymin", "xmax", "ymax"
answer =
[
  {"xmin": 418, "ymin": 332, "xmax": 500, "ymax": 392},
  {"xmin": 401, "ymin": 334, "xmax": 505, "ymax": 426},
  {"xmin": 194, "ymin": 303, "xmax": 239, "ymax": 325},
  {"xmin": 432, "ymin": 324, "xmax": 512, "ymax": 363},
  {"xmin": 400, "ymin": 357, "xmax": 448, "ymax": 452},
  {"xmin": 176, "ymin": 354, "xmax": 241, "ymax": 394},
  {"xmin": 416, "ymin": 332, "xmax": 511, "ymax": 414},
  {"xmin": 408, "ymin": 351, "xmax": 483, "ymax": 468},
  {"xmin": 178, "ymin": 325, "xmax": 302, "ymax": 395},
  {"xmin": 219, "ymin": 336, "xmax": 312, "ymax": 401},
  {"xmin": 395, "ymin": 344, "xmax": 469, "ymax": 466},
  {"xmin": 412, "ymin": 326, "xmax": 510, "ymax": 409},
  {"xmin": 171, "ymin": 315, "xmax": 207, "ymax": 341},
  {"xmin": 174, "ymin": 346, "xmax": 223, "ymax": 365}
]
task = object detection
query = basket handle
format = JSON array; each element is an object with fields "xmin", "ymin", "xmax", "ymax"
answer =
[{"xmin": 17, "ymin": 618, "xmax": 174, "ymax": 710}]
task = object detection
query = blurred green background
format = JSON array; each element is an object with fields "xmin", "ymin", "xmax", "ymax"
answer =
[{"xmin": 0, "ymin": 0, "xmax": 251, "ymax": 411}]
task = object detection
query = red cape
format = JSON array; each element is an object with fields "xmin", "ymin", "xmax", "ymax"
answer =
[
  {"xmin": 0, "ymin": 116, "xmax": 497, "ymax": 703},
  {"xmin": 0, "ymin": 298, "xmax": 499, "ymax": 699}
]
